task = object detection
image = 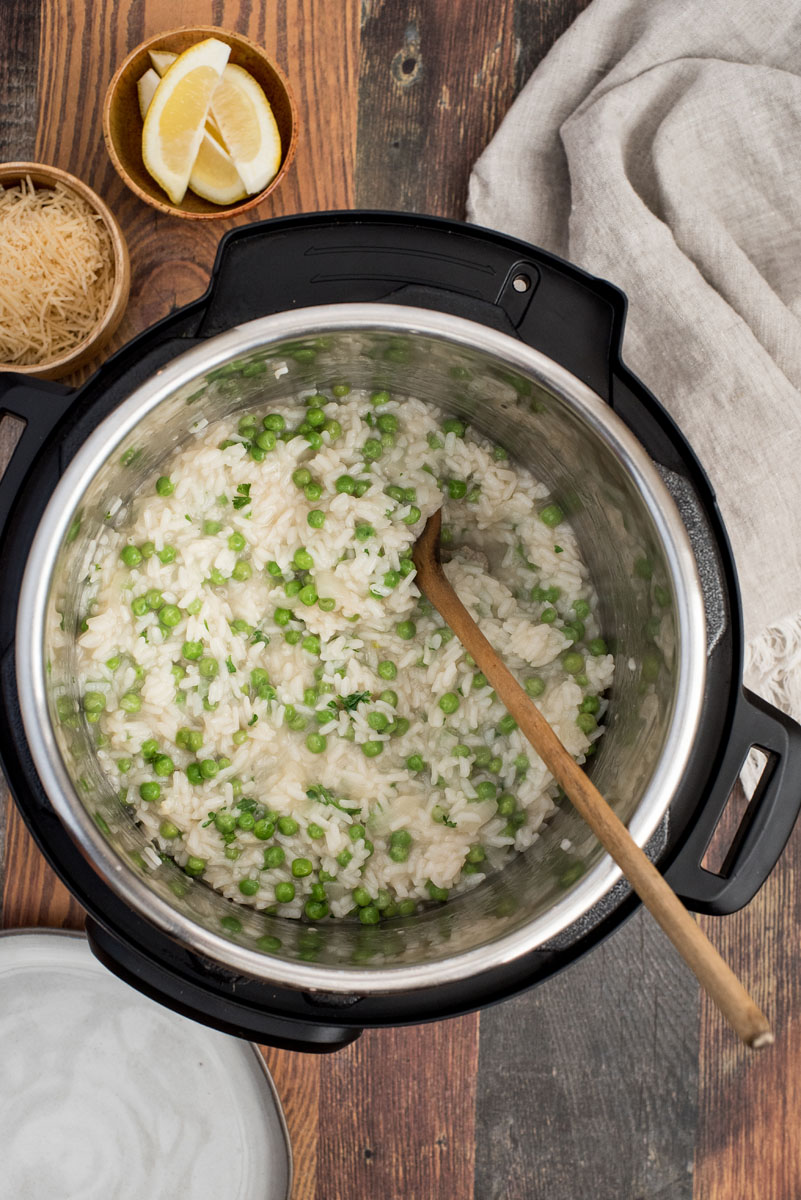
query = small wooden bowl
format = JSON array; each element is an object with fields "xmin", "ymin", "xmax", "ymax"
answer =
[
  {"xmin": 103, "ymin": 26, "xmax": 298, "ymax": 219},
  {"xmin": 0, "ymin": 162, "xmax": 130, "ymax": 379}
]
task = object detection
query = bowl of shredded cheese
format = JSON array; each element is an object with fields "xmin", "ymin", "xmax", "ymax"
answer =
[{"xmin": 0, "ymin": 162, "xmax": 130, "ymax": 379}]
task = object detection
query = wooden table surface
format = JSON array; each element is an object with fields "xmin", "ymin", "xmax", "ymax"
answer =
[{"xmin": 1, "ymin": 2, "xmax": 799, "ymax": 1198}]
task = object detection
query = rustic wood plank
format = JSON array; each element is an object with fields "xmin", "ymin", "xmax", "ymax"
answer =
[
  {"xmin": 2, "ymin": 801, "xmax": 85, "ymax": 929},
  {"xmin": 695, "ymin": 825, "xmax": 801, "ymax": 1199},
  {"xmin": 261, "ymin": 1044, "xmax": 321, "ymax": 1200},
  {"xmin": 356, "ymin": 0, "xmax": 519, "ymax": 219},
  {"xmin": 0, "ymin": 0, "xmax": 40, "ymax": 160},
  {"xmin": 514, "ymin": 0, "xmax": 594, "ymax": 92},
  {"xmin": 475, "ymin": 910, "xmax": 698, "ymax": 1200},
  {"xmin": 315, "ymin": 1017, "xmax": 480, "ymax": 1199}
]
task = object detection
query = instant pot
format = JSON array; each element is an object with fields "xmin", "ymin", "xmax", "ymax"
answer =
[{"xmin": 1, "ymin": 212, "xmax": 799, "ymax": 1052}]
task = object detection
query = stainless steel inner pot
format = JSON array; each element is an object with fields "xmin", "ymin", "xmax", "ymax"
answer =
[{"xmin": 16, "ymin": 305, "xmax": 706, "ymax": 994}]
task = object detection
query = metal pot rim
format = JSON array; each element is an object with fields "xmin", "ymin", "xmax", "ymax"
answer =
[{"xmin": 16, "ymin": 303, "xmax": 707, "ymax": 994}]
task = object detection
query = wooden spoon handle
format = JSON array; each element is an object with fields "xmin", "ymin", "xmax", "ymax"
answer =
[{"xmin": 422, "ymin": 560, "xmax": 773, "ymax": 1048}]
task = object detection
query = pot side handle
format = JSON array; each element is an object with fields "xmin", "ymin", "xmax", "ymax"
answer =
[
  {"xmin": 85, "ymin": 916, "xmax": 362, "ymax": 1054},
  {"xmin": 0, "ymin": 372, "xmax": 75, "ymax": 539},
  {"xmin": 665, "ymin": 688, "xmax": 801, "ymax": 915}
]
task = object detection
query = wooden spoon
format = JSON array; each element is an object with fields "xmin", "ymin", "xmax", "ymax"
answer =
[{"xmin": 412, "ymin": 509, "xmax": 773, "ymax": 1048}]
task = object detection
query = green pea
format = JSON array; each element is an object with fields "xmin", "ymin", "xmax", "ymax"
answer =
[
  {"xmin": 540, "ymin": 503, "xmax": 563, "ymax": 527},
  {"xmin": 426, "ymin": 881, "xmax": 449, "ymax": 902},
  {"xmin": 589, "ymin": 637, "xmax": 608, "ymax": 656},
  {"xmin": 540, "ymin": 607, "xmax": 557, "ymax": 624},
  {"xmin": 396, "ymin": 620, "xmax": 416, "ymax": 640},
  {"xmin": 439, "ymin": 692, "xmax": 459, "ymax": 714},
  {"xmin": 255, "ymin": 429, "xmax": 277, "ymax": 451},
  {"xmin": 402, "ymin": 505, "xmax": 421, "ymax": 525},
  {"xmin": 156, "ymin": 476, "xmax": 174, "ymax": 497},
  {"xmin": 182, "ymin": 640, "xmax": 203, "ymax": 661},
  {"xmin": 140, "ymin": 739, "xmax": 158, "ymax": 761},
  {"xmin": 158, "ymin": 545, "xmax": 177, "ymax": 565},
  {"xmin": 199, "ymin": 657, "xmax": 219, "ymax": 679},
  {"xmin": 157, "ymin": 604, "xmax": 181, "ymax": 628},
  {"xmin": 362, "ymin": 740, "xmax": 383, "ymax": 758},
  {"xmin": 406, "ymin": 754, "xmax": 425, "ymax": 772},
  {"xmin": 254, "ymin": 819, "xmax": 275, "ymax": 840},
  {"xmin": 139, "ymin": 781, "xmax": 161, "ymax": 802},
  {"xmin": 474, "ymin": 746, "xmax": 492, "ymax": 767},
  {"xmin": 299, "ymin": 584, "xmax": 318, "ymax": 607},
  {"xmin": 467, "ymin": 845, "xmax": 486, "ymax": 864},
  {"xmin": 576, "ymin": 712, "xmax": 598, "ymax": 734},
  {"xmin": 324, "ymin": 419, "xmax": 342, "ymax": 440},
  {"xmin": 353, "ymin": 480, "xmax": 371, "ymax": 497},
  {"xmin": 318, "ymin": 597, "xmax": 336, "ymax": 612},
  {"xmin": 294, "ymin": 547, "xmax": 314, "ymax": 571},
  {"xmin": 292, "ymin": 468, "xmax": 312, "ymax": 488},
  {"xmin": 302, "ymin": 634, "xmax": 321, "ymax": 655},
  {"xmin": 363, "ymin": 438, "xmax": 383, "ymax": 461},
  {"xmin": 186, "ymin": 598, "xmax": 203, "ymax": 615},
  {"xmin": 305, "ymin": 899, "xmax": 329, "ymax": 920},
  {"xmin": 304, "ymin": 483, "xmax": 323, "ymax": 505},
  {"xmin": 120, "ymin": 544, "xmax": 142, "ymax": 567},
  {"xmin": 379, "ymin": 689, "xmax": 398, "ymax": 707},
  {"xmin": 275, "ymin": 881, "xmax": 296, "ymax": 903},
  {"xmin": 525, "ymin": 676, "xmax": 545, "ymax": 697},
  {"xmin": 427, "ymin": 432, "xmax": 444, "ymax": 449},
  {"xmin": 185, "ymin": 763, "xmax": 203, "ymax": 785},
  {"xmin": 131, "ymin": 596, "xmax": 148, "ymax": 617},
  {"xmin": 397, "ymin": 898, "xmax": 416, "ymax": 916},
  {"xmin": 390, "ymin": 716, "xmax": 410, "ymax": 736},
  {"xmin": 307, "ymin": 823, "xmax": 325, "ymax": 839},
  {"xmin": 448, "ymin": 479, "xmax": 467, "ymax": 500},
  {"xmin": 306, "ymin": 732, "xmax": 327, "ymax": 753},
  {"xmin": 159, "ymin": 821, "xmax": 180, "ymax": 839},
  {"xmin": 497, "ymin": 793, "xmax": 516, "ymax": 816},
  {"xmin": 352, "ymin": 886, "xmax": 372, "ymax": 907},
  {"xmin": 117, "ymin": 757, "xmax": 132, "ymax": 773},
  {"xmin": 277, "ymin": 815, "xmax": 299, "ymax": 836},
  {"xmin": 215, "ymin": 811, "xmax": 237, "ymax": 834},
  {"xmin": 292, "ymin": 857, "xmax": 313, "ymax": 878},
  {"xmin": 376, "ymin": 413, "xmax": 398, "ymax": 433},
  {"xmin": 335, "ymin": 474, "xmax": 356, "ymax": 494},
  {"xmin": 199, "ymin": 758, "xmax": 218, "ymax": 779},
  {"xmin": 355, "ymin": 523, "xmax": 374, "ymax": 541},
  {"xmin": 442, "ymin": 418, "xmax": 466, "ymax": 436},
  {"xmin": 153, "ymin": 754, "xmax": 174, "ymax": 777},
  {"xmin": 336, "ymin": 848, "xmax": 353, "ymax": 867},
  {"xmin": 307, "ymin": 507, "xmax": 326, "ymax": 529},
  {"xmin": 580, "ymin": 695, "xmax": 601, "ymax": 714},
  {"xmin": 349, "ymin": 823, "xmax": 365, "ymax": 841},
  {"xmin": 563, "ymin": 651, "xmax": 584, "ymax": 675},
  {"xmin": 367, "ymin": 711, "xmax": 389, "ymax": 733},
  {"xmin": 377, "ymin": 659, "xmax": 397, "ymax": 680},
  {"xmin": 473, "ymin": 673, "xmax": 488, "ymax": 689},
  {"xmin": 263, "ymin": 413, "xmax": 285, "ymax": 431},
  {"xmin": 476, "ymin": 781, "xmax": 497, "ymax": 803},
  {"xmin": 497, "ymin": 714, "xmax": 517, "ymax": 735},
  {"xmin": 184, "ymin": 856, "xmax": 206, "ymax": 877},
  {"xmin": 83, "ymin": 691, "xmax": 106, "ymax": 714},
  {"xmin": 264, "ymin": 846, "xmax": 286, "ymax": 869},
  {"xmin": 235, "ymin": 878, "xmax": 257, "ymax": 897},
  {"xmin": 358, "ymin": 906, "xmax": 380, "ymax": 925},
  {"xmin": 306, "ymin": 407, "xmax": 326, "ymax": 428},
  {"xmin": 224, "ymin": 531, "xmax": 246, "ymax": 554},
  {"xmin": 489, "ymin": 756, "xmax": 503, "ymax": 774}
]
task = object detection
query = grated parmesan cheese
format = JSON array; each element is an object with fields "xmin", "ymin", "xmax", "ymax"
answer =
[{"xmin": 0, "ymin": 175, "xmax": 115, "ymax": 366}]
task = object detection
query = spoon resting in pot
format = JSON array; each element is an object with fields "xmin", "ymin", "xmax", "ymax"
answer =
[{"xmin": 412, "ymin": 509, "xmax": 773, "ymax": 1049}]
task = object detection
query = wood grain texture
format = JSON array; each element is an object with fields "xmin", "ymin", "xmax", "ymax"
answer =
[
  {"xmin": 316, "ymin": 1018, "xmax": 480, "ymax": 1200},
  {"xmin": 695, "ymin": 824, "xmax": 801, "ymax": 1200},
  {"xmin": 0, "ymin": 0, "xmax": 40, "ymax": 160},
  {"xmin": 356, "ymin": 0, "xmax": 519, "ymax": 218},
  {"xmin": 514, "ymin": 0, "xmax": 594, "ymax": 91},
  {"xmin": 476, "ymin": 909, "xmax": 698, "ymax": 1200},
  {"xmin": 2, "ymin": 802, "xmax": 85, "ymax": 929}
]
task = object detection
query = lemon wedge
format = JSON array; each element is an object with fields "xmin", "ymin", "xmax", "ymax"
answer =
[
  {"xmin": 141, "ymin": 38, "xmax": 230, "ymax": 205},
  {"xmin": 148, "ymin": 49, "xmax": 177, "ymax": 76},
  {"xmin": 188, "ymin": 134, "xmax": 248, "ymax": 205},
  {"xmin": 138, "ymin": 63, "xmax": 246, "ymax": 205},
  {"xmin": 210, "ymin": 63, "xmax": 282, "ymax": 195},
  {"xmin": 137, "ymin": 68, "xmax": 160, "ymax": 120}
]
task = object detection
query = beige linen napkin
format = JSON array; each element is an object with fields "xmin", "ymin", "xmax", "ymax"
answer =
[{"xmin": 468, "ymin": 0, "xmax": 801, "ymax": 717}]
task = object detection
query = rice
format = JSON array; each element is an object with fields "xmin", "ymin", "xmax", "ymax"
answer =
[{"xmin": 72, "ymin": 387, "xmax": 614, "ymax": 922}]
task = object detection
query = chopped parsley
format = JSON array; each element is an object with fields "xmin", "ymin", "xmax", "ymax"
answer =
[{"xmin": 232, "ymin": 483, "xmax": 252, "ymax": 511}]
